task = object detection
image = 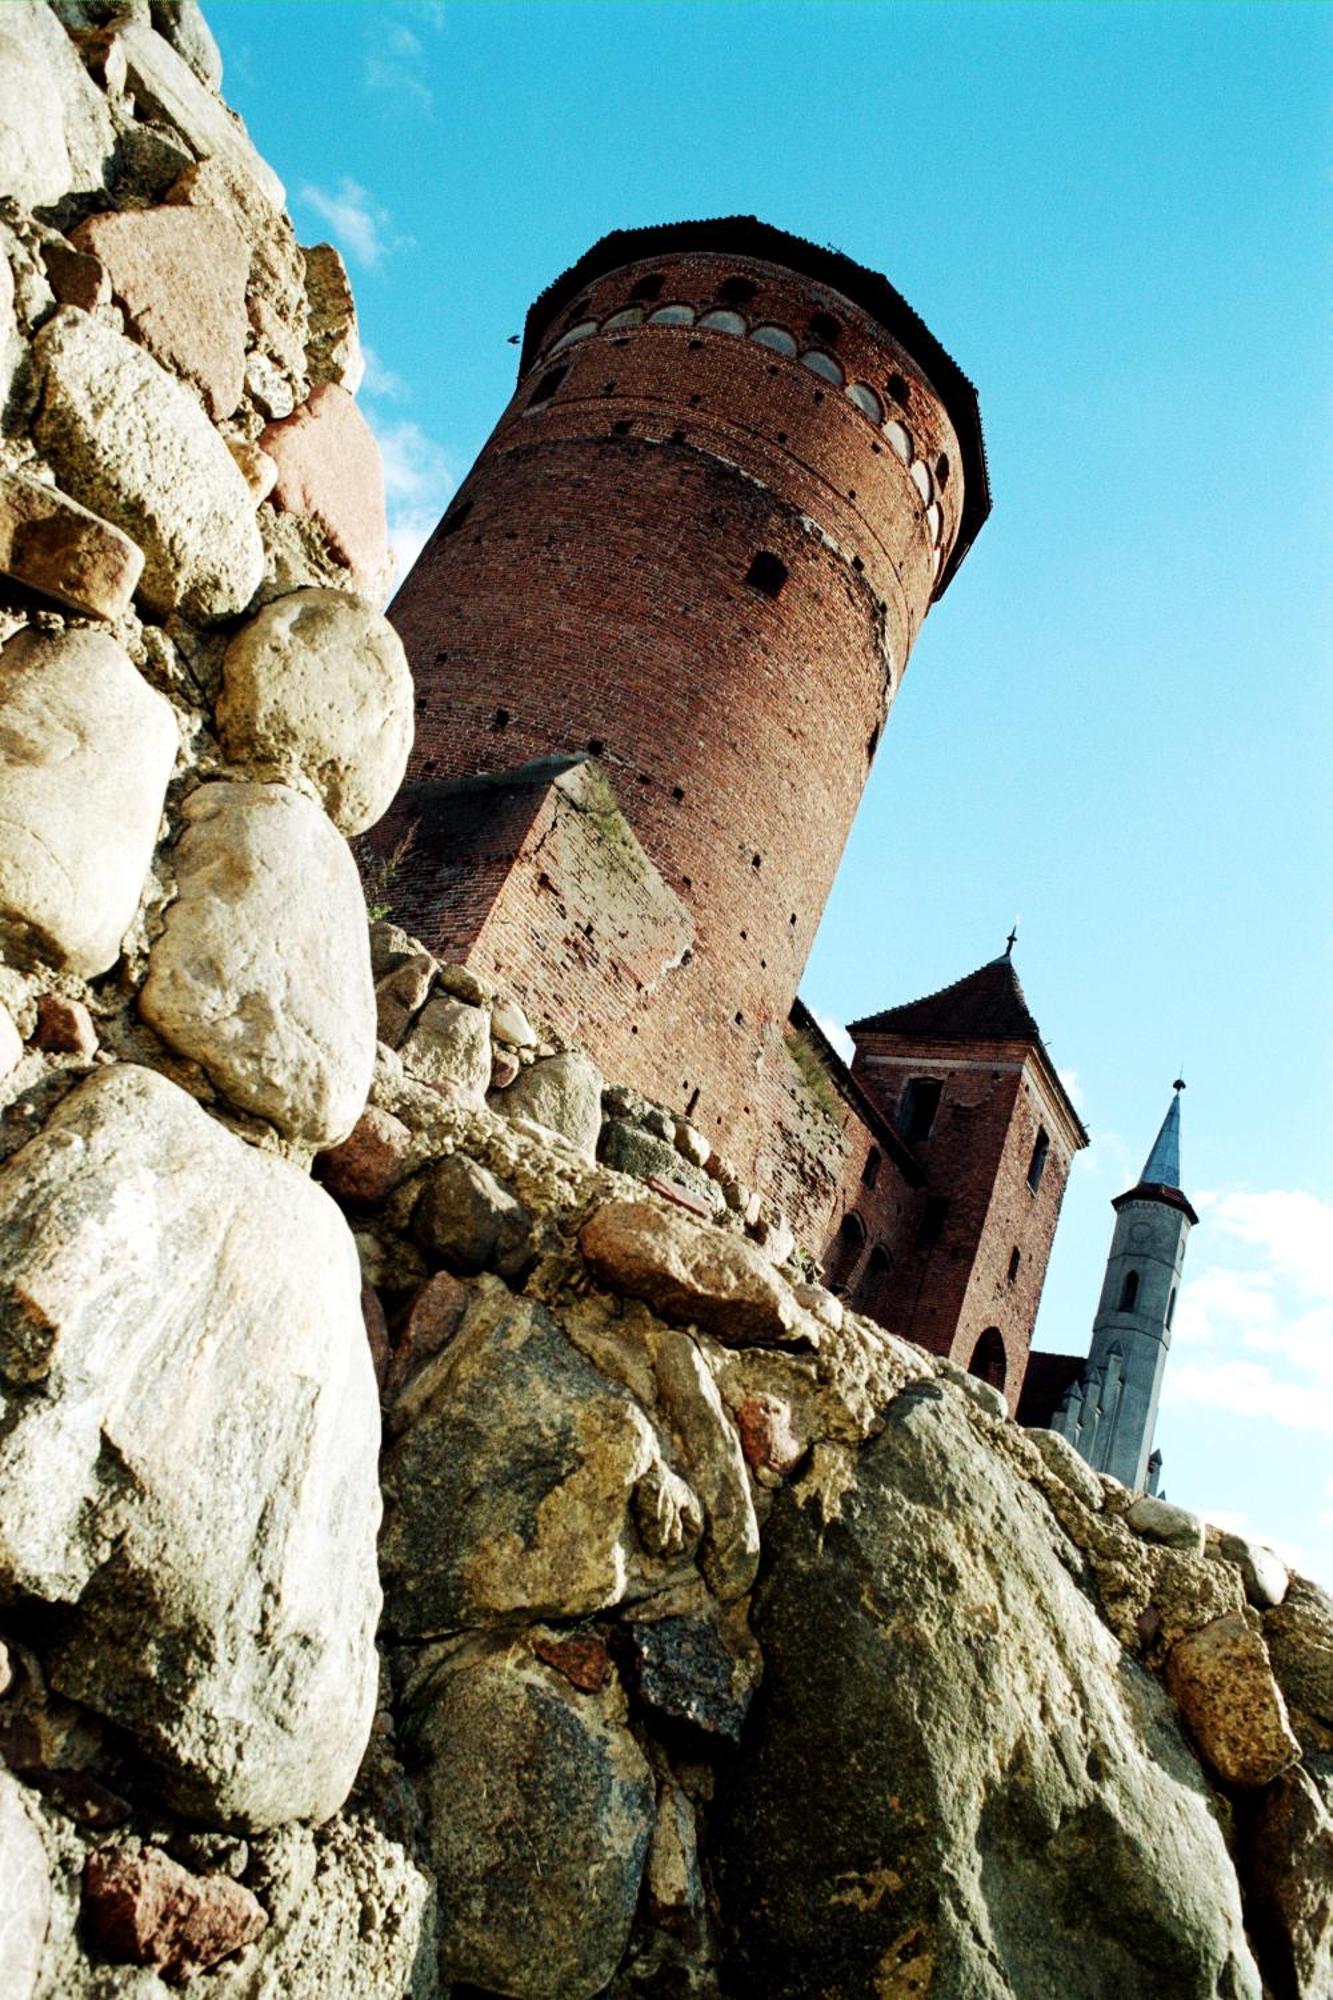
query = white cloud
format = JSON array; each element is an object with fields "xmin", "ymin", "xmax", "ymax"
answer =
[
  {"xmin": 1058, "ymin": 1065, "xmax": 1086, "ymax": 1112},
  {"xmin": 369, "ymin": 417, "xmax": 455, "ymax": 585},
  {"xmin": 298, "ymin": 179, "xmax": 402, "ymax": 270},
  {"xmin": 363, "ymin": 14, "xmax": 437, "ymax": 110},
  {"xmin": 811, "ymin": 1011, "xmax": 855, "ymax": 1064},
  {"xmin": 362, "ymin": 344, "xmax": 408, "ymax": 401}
]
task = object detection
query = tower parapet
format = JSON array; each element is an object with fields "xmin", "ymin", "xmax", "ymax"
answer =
[{"xmin": 378, "ymin": 217, "xmax": 988, "ymax": 1179}]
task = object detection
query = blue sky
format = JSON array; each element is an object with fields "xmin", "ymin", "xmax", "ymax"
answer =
[{"xmin": 211, "ymin": 1, "xmax": 1330, "ymax": 1581}]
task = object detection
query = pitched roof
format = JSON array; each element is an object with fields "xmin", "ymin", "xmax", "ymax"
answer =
[
  {"xmin": 849, "ymin": 955, "xmax": 1041, "ymax": 1044},
  {"xmin": 1140, "ymin": 1085, "xmax": 1184, "ymax": 1192}
]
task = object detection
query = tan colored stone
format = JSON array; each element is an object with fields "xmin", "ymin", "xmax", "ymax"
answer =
[
  {"xmin": 316, "ymin": 1103, "xmax": 413, "ymax": 1205},
  {"xmin": 71, "ymin": 205, "xmax": 250, "ymax": 419},
  {"xmin": 581, "ymin": 1199, "xmax": 803, "ymax": 1347},
  {"xmin": 0, "ymin": 1007, "xmax": 21, "ymax": 1082},
  {"xmin": 374, "ymin": 951, "xmax": 435, "ymax": 1047},
  {"xmin": 1166, "ymin": 1612, "xmax": 1301, "ymax": 1787},
  {"xmin": 33, "ymin": 308, "xmax": 264, "ymax": 621},
  {"xmin": 0, "ymin": 626, "xmax": 176, "ymax": 977},
  {"xmin": 226, "ymin": 436, "xmax": 278, "ymax": 501},
  {"xmin": 32, "ymin": 993, "xmax": 97, "ymax": 1058},
  {"xmin": 217, "ymin": 588, "xmax": 413, "ymax": 835},
  {"xmin": 140, "ymin": 782, "xmax": 375, "ymax": 1148},
  {"xmin": 303, "ymin": 241, "xmax": 364, "ymax": 392},
  {"xmin": 649, "ymin": 1324, "xmax": 760, "ymax": 1600},
  {"xmin": 261, "ymin": 383, "xmax": 390, "ymax": 600},
  {"xmin": 1215, "ymin": 1530, "xmax": 1289, "ymax": 1610},
  {"xmin": 1023, "ymin": 1423, "xmax": 1105, "ymax": 1513},
  {"xmin": 402, "ymin": 994, "xmax": 493, "ymax": 1107},
  {"xmin": 119, "ymin": 20, "xmax": 283, "ymax": 209},
  {"xmin": 0, "ymin": 4, "xmax": 114, "ymax": 210},
  {"xmin": 490, "ymin": 995, "xmax": 537, "ymax": 1047},
  {"xmin": 495, "ymin": 1049, "xmax": 604, "ymax": 1160},
  {"xmin": 0, "ymin": 468, "xmax": 144, "ymax": 620}
]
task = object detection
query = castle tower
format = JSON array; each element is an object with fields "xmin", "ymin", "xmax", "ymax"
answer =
[
  {"xmin": 847, "ymin": 952, "xmax": 1088, "ymax": 1405},
  {"xmin": 377, "ymin": 218, "xmax": 988, "ymax": 1181},
  {"xmin": 1052, "ymin": 1084, "xmax": 1196, "ymax": 1491}
]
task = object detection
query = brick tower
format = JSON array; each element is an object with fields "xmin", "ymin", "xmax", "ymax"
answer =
[
  {"xmin": 379, "ymin": 218, "xmax": 989, "ymax": 1181},
  {"xmin": 848, "ymin": 951, "xmax": 1088, "ymax": 1403}
]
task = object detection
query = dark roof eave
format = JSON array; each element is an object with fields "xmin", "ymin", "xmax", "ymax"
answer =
[
  {"xmin": 788, "ymin": 999, "xmax": 924, "ymax": 1187},
  {"xmin": 519, "ymin": 216, "xmax": 989, "ymax": 597},
  {"xmin": 1113, "ymin": 1182, "xmax": 1199, "ymax": 1226}
]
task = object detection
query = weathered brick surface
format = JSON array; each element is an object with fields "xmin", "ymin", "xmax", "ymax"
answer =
[{"xmin": 386, "ymin": 247, "xmax": 962, "ymax": 1213}]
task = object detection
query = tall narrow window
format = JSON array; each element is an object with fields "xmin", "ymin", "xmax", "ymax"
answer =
[
  {"xmin": 1166, "ymin": 1286, "xmax": 1177, "ymax": 1329},
  {"xmin": 899, "ymin": 1076, "xmax": 942, "ymax": 1142},
  {"xmin": 855, "ymin": 1245, "xmax": 894, "ymax": 1323},
  {"xmin": 1027, "ymin": 1126, "xmax": 1050, "ymax": 1192},
  {"xmin": 917, "ymin": 1194, "xmax": 949, "ymax": 1247},
  {"xmin": 825, "ymin": 1210, "xmax": 866, "ymax": 1293},
  {"xmin": 1007, "ymin": 1246, "xmax": 1021, "ymax": 1284},
  {"xmin": 1119, "ymin": 1270, "xmax": 1140, "ymax": 1312},
  {"xmin": 861, "ymin": 1147, "xmax": 881, "ymax": 1189},
  {"xmin": 968, "ymin": 1327, "xmax": 1007, "ymax": 1391}
]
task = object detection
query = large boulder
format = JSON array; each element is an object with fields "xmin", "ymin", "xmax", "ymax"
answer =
[
  {"xmin": 580, "ymin": 1199, "xmax": 802, "ymax": 1346},
  {"xmin": 496, "ymin": 1049, "xmax": 604, "ymax": 1159},
  {"xmin": 140, "ymin": 782, "xmax": 376, "ymax": 1147},
  {"xmin": 0, "ymin": 626, "xmax": 176, "ymax": 977},
  {"xmin": 0, "ymin": 467, "xmax": 145, "ymax": 620},
  {"xmin": 33, "ymin": 308, "xmax": 264, "ymax": 620},
  {"xmin": 402, "ymin": 1638, "xmax": 654, "ymax": 1999},
  {"xmin": 119, "ymin": 20, "xmax": 283, "ymax": 208},
  {"xmin": 1242, "ymin": 1764, "xmax": 1333, "ymax": 2000},
  {"xmin": 712, "ymin": 1384, "xmax": 1261, "ymax": 2000},
  {"xmin": 0, "ymin": 3, "xmax": 113, "ymax": 210},
  {"xmin": 0, "ymin": 1065, "xmax": 381, "ymax": 1828},
  {"xmin": 217, "ymin": 588, "xmax": 413, "ymax": 835},
  {"xmin": 0, "ymin": 1769, "xmax": 48, "ymax": 2000},
  {"xmin": 381, "ymin": 1284, "xmax": 699, "ymax": 1633}
]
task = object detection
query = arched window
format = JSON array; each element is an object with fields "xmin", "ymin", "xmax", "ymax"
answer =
[
  {"xmin": 968, "ymin": 1327, "xmax": 1007, "ymax": 1391},
  {"xmin": 1119, "ymin": 1270, "xmax": 1140, "ymax": 1312},
  {"xmin": 697, "ymin": 308, "xmax": 747, "ymax": 335},
  {"xmin": 751, "ymin": 323, "xmax": 798, "ymax": 356},
  {"xmin": 825, "ymin": 1210, "xmax": 866, "ymax": 1293},
  {"xmin": 861, "ymin": 1146, "xmax": 881, "ymax": 1189},
  {"xmin": 1027, "ymin": 1126, "xmax": 1050, "ymax": 1192},
  {"xmin": 549, "ymin": 320, "xmax": 598, "ymax": 355},
  {"xmin": 855, "ymin": 1245, "xmax": 894, "ymax": 1323}
]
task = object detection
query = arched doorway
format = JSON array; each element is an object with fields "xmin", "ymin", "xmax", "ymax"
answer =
[
  {"xmin": 854, "ymin": 1244, "xmax": 895, "ymax": 1326},
  {"xmin": 967, "ymin": 1326, "xmax": 1007, "ymax": 1391},
  {"xmin": 825, "ymin": 1210, "xmax": 866, "ymax": 1293}
]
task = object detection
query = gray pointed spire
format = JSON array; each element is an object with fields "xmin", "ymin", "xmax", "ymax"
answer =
[{"xmin": 1140, "ymin": 1080, "xmax": 1185, "ymax": 1191}]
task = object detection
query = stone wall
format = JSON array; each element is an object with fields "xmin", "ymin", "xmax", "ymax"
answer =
[{"xmin": 0, "ymin": 10, "xmax": 1329, "ymax": 2000}]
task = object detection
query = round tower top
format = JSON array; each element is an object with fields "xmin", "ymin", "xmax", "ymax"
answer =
[{"xmin": 520, "ymin": 215, "xmax": 990, "ymax": 594}]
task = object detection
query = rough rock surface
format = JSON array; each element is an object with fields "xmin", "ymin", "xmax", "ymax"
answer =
[
  {"xmin": 581, "ymin": 1199, "xmax": 803, "ymax": 1345},
  {"xmin": 382, "ymin": 1283, "xmax": 698, "ymax": 1632},
  {"xmin": 496, "ymin": 1049, "xmax": 604, "ymax": 1159},
  {"xmin": 401, "ymin": 994, "xmax": 493, "ymax": 1106},
  {"xmin": 70, "ymin": 203, "xmax": 251, "ymax": 419},
  {"xmin": 261, "ymin": 383, "xmax": 390, "ymax": 600},
  {"xmin": 141, "ymin": 782, "xmax": 376, "ymax": 1146},
  {"xmin": 82, "ymin": 1842, "xmax": 268, "ymax": 1980},
  {"xmin": 410, "ymin": 1152, "xmax": 534, "ymax": 1277},
  {"xmin": 218, "ymin": 588, "xmax": 413, "ymax": 834},
  {"xmin": 119, "ymin": 19, "xmax": 284, "ymax": 208},
  {"xmin": 304, "ymin": 241, "xmax": 364, "ymax": 391},
  {"xmin": 402, "ymin": 1639, "xmax": 655, "ymax": 1999},
  {"xmin": 0, "ymin": 467, "xmax": 144, "ymax": 619},
  {"xmin": 1166, "ymin": 1613, "xmax": 1301, "ymax": 1788},
  {"xmin": 0, "ymin": 3, "xmax": 114, "ymax": 210},
  {"xmin": 0, "ymin": 626, "xmax": 176, "ymax": 976},
  {"xmin": 0, "ymin": 1769, "xmax": 48, "ymax": 2000},
  {"xmin": 0, "ymin": 1065, "xmax": 380, "ymax": 1827},
  {"xmin": 713, "ymin": 1387, "xmax": 1262, "ymax": 1999},
  {"xmin": 34, "ymin": 307, "xmax": 264, "ymax": 619},
  {"xmin": 1243, "ymin": 1763, "xmax": 1333, "ymax": 2000}
]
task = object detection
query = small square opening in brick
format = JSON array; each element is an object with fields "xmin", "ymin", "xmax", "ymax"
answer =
[{"xmin": 744, "ymin": 551, "xmax": 788, "ymax": 599}]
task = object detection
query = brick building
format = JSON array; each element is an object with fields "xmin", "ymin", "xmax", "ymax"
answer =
[{"xmin": 373, "ymin": 216, "xmax": 1088, "ymax": 1410}]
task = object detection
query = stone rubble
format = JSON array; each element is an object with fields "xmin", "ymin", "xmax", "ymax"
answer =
[{"xmin": 0, "ymin": 10, "xmax": 1327, "ymax": 1999}]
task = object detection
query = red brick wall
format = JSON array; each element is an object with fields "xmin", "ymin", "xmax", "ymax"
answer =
[
  {"xmin": 851, "ymin": 1035, "xmax": 1079, "ymax": 1405},
  {"xmin": 386, "ymin": 245, "xmax": 964, "ymax": 1202}
]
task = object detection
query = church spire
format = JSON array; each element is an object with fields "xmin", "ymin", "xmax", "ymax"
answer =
[{"xmin": 1140, "ymin": 1079, "xmax": 1186, "ymax": 1192}]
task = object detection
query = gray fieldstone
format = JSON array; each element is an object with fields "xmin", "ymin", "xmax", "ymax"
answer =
[
  {"xmin": 496, "ymin": 1048, "xmax": 604, "ymax": 1159},
  {"xmin": 0, "ymin": 626, "xmax": 176, "ymax": 977},
  {"xmin": 33, "ymin": 307, "xmax": 264, "ymax": 621},
  {"xmin": 401, "ymin": 993, "xmax": 492, "ymax": 1106},
  {"xmin": 410, "ymin": 1151, "xmax": 534, "ymax": 1278},
  {"xmin": 0, "ymin": 1768, "xmax": 48, "ymax": 2000},
  {"xmin": 1217, "ymin": 1530, "xmax": 1289, "ymax": 1610},
  {"xmin": 712, "ymin": 1387, "xmax": 1261, "ymax": 2000},
  {"xmin": 150, "ymin": 0, "xmax": 224, "ymax": 90},
  {"xmin": 403, "ymin": 1640, "xmax": 655, "ymax": 1999},
  {"xmin": 381, "ymin": 1284, "xmax": 699, "ymax": 1632},
  {"xmin": 1023, "ymin": 1424, "xmax": 1106, "ymax": 1513},
  {"xmin": 1243, "ymin": 1762, "xmax": 1333, "ymax": 2000},
  {"xmin": 119, "ymin": 20, "xmax": 284, "ymax": 208},
  {"xmin": 1127, "ymin": 1493, "xmax": 1207, "ymax": 1555},
  {"xmin": 0, "ymin": 1064, "xmax": 381, "ymax": 1827},
  {"xmin": 0, "ymin": 3, "xmax": 114, "ymax": 210},
  {"xmin": 1265, "ymin": 1576, "xmax": 1333, "ymax": 1748},
  {"xmin": 0, "ymin": 467, "xmax": 144, "ymax": 620},
  {"xmin": 141, "ymin": 781, "xmax": 376, "ymax": 1147},
  {"xmin": 218, "ymin": 588, "xmax": 414, "ymax": 836},
  {"xmin": 600, "ymin": 1116, "xmax": 719, "ymax": 1212},
  {"xmin": 581, "ymin": 1198, "xmax": 803, "ymax": 1346}
]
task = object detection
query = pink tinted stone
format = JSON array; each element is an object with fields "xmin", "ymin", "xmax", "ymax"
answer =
[
  {"xmin": 736, "ymin": 1393, "xmax": 804, "ymax": 1482},
  {"xmin": 70, "ymin": 205, "xmax": 250, "ymax": 420},
  {"xmin": 82, "ymin": 1844, "xmax": 267, "ymax": 1982},
  {"xmin": 33, "ymin": 994, "xmax": 98, "ymax": 1057},
  {"xmin": 383, "ymin": 1269, "xmax": 469, "ymax": 1400},
  {"xmin": 315, "ymin": 1104, "xmax": 413, "ymax": 1205},
  {"xmin": 260, "ymin": 382, "xmax": 390, "ymax": 598}
]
